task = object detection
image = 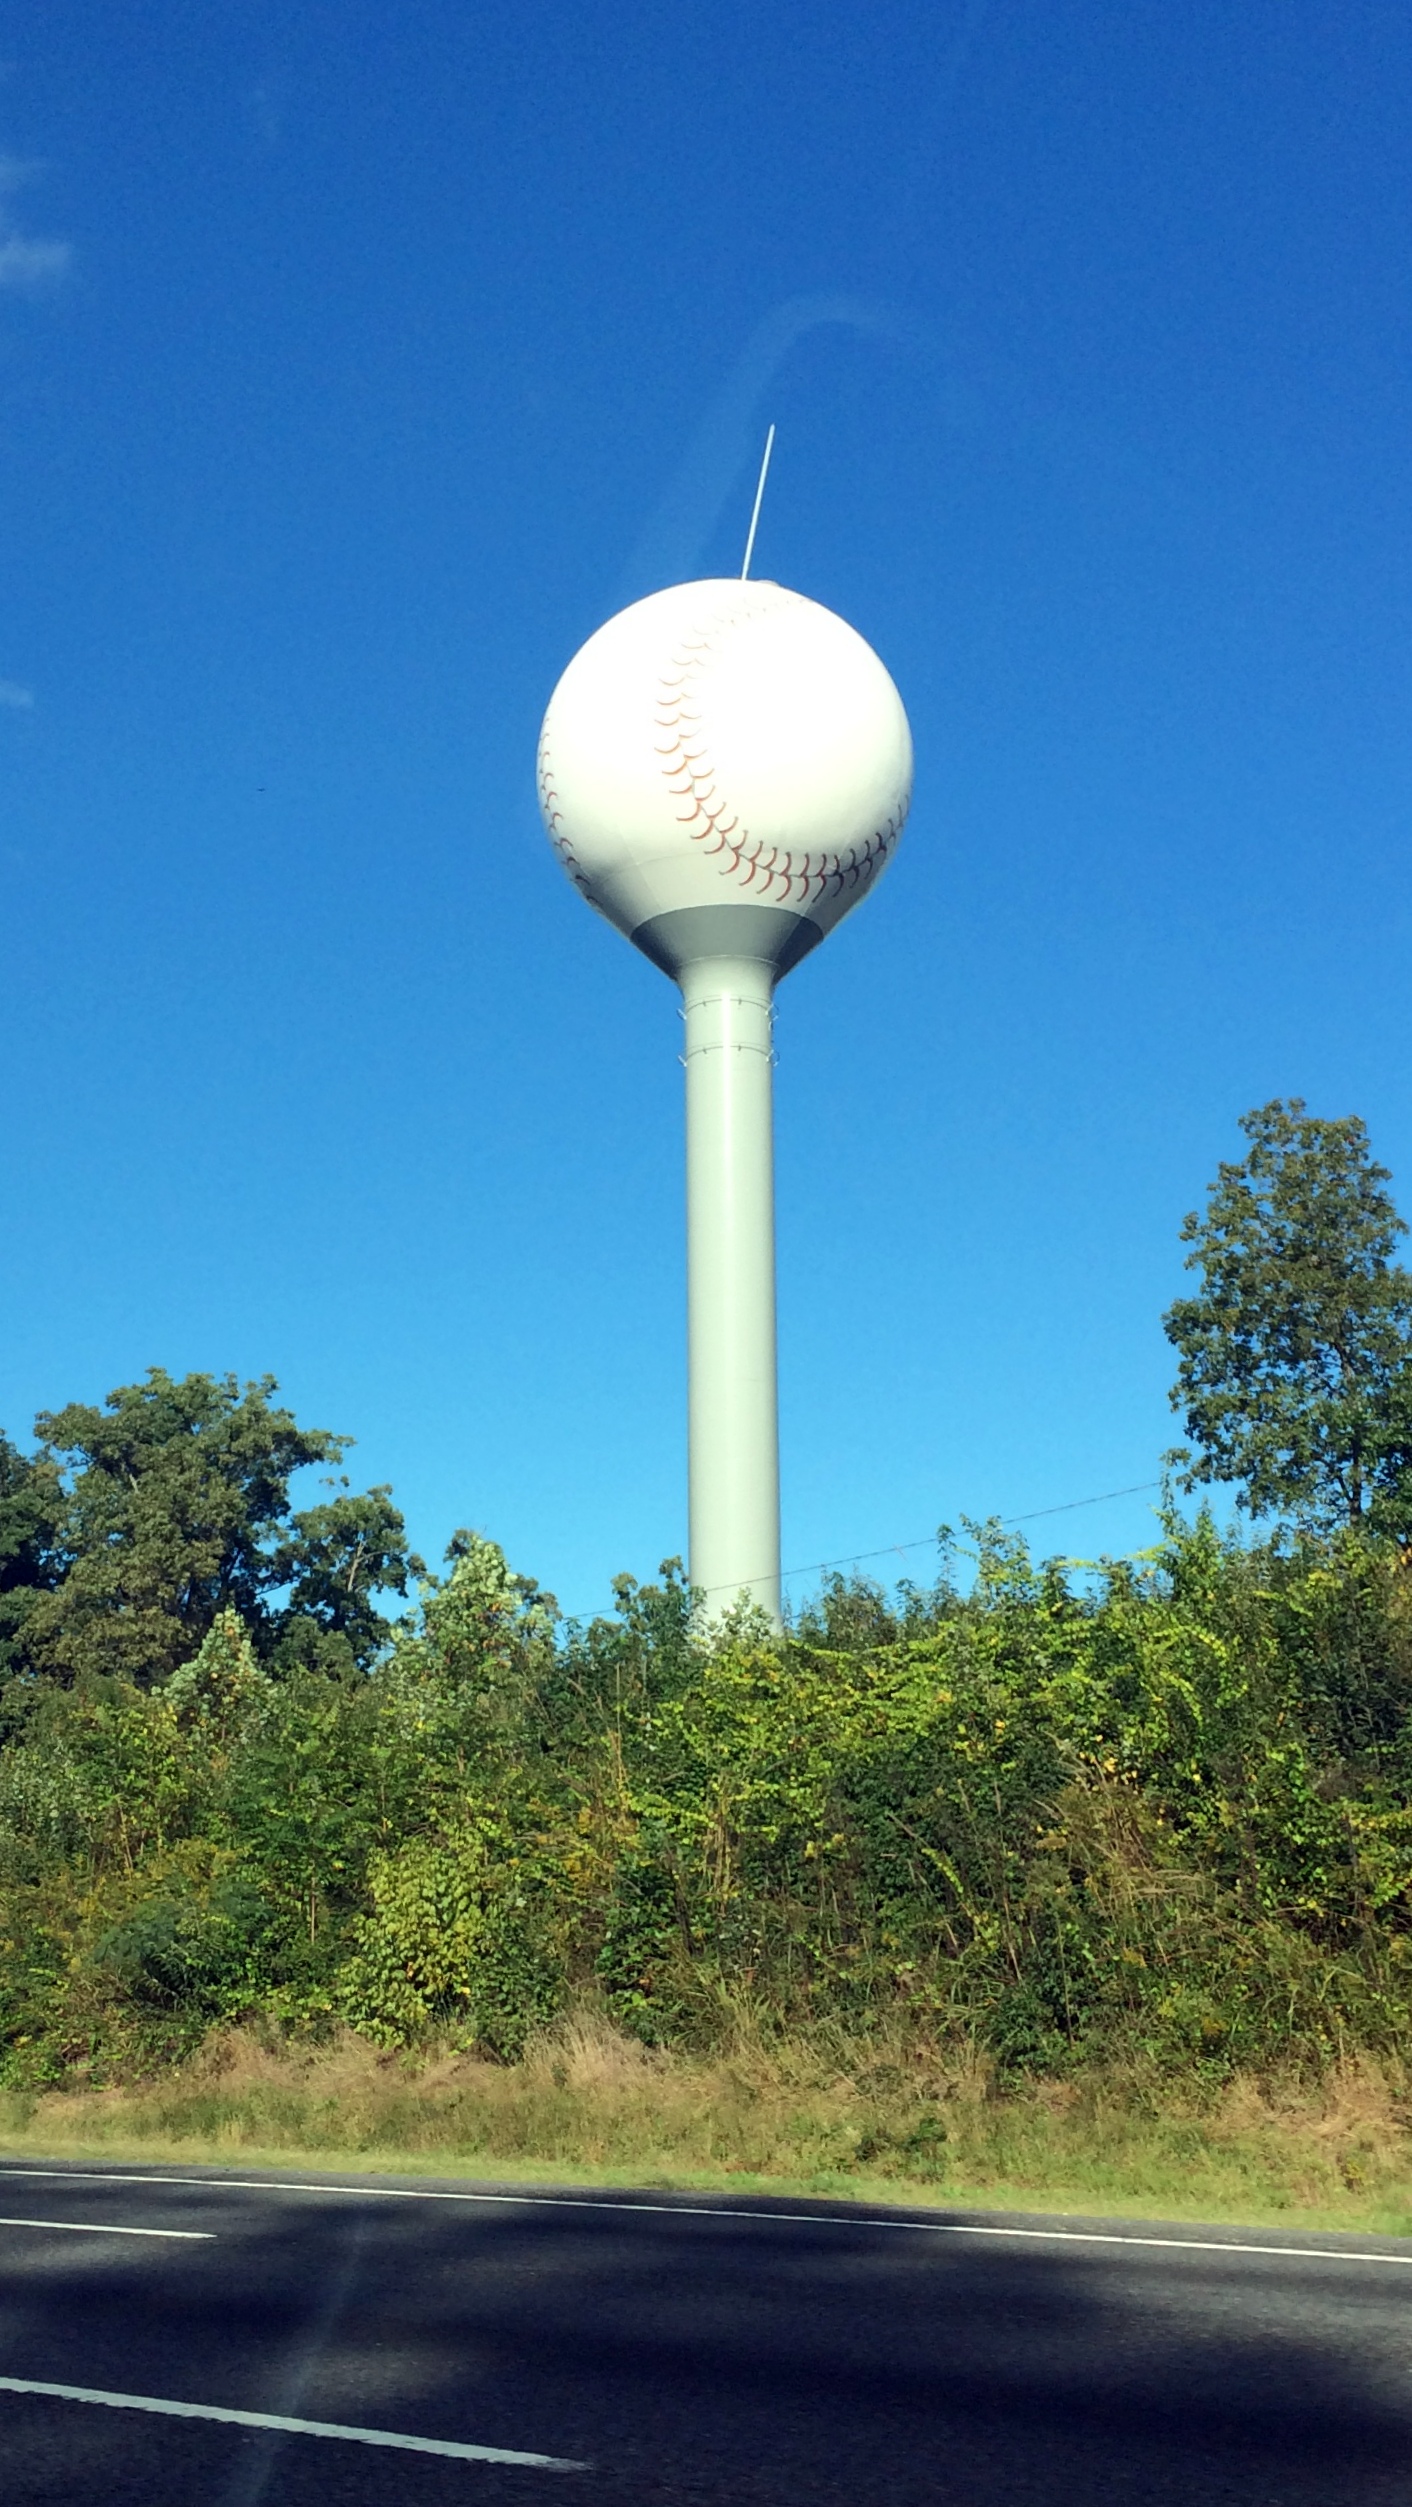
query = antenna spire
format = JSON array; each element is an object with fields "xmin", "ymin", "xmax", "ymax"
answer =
[{"xmin": 740, "ymin": 425, "xmax": 775, "ymax": 580}]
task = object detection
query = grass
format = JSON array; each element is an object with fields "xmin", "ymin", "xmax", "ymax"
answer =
[{"xmin": 3, "ymin": 2015, "xmax": 1412, "ymax": 2236}]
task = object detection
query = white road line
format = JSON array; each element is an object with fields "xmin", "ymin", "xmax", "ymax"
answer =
[
  {"xmin": 0, "ymin": 2168, "xmax": 1407, "ymax": 2268},
  {"xmin": 0, "ymin": 2375, "xmax": 584, "ymax": 2468},
  {"xmin": 0, "ymin": 2216, "xmax": 212, "ymax": 2241}
]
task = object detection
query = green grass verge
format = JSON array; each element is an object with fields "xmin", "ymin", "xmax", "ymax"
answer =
[{"xmin": 2, "ymin": 2018, "xmax": 1410, "ymax": 2237}]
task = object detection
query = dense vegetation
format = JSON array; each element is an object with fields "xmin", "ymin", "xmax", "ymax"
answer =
[{"xmin": 4, "ymin": 1100, "xmax": 1412, "ymax": 2095}]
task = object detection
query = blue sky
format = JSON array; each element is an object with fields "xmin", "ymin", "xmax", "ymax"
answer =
[{"xmin": 3, "ymin": 2, "xmax": 1410, "ymax": 1616}]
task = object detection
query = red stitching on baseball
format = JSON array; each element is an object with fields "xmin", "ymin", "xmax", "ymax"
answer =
[
  {"xmin": 542, "ymin": 591, "xmax": 909, "ymax": 916},
  {"xmin": 537, "ymin": 726, "xmax": 594, "ymax": 896},
  {"xmin": 653, "ymin": 586, "xmax": 907, "ymax": 908}
]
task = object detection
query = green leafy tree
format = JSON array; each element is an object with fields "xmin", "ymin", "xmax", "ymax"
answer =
[
  {"xmin": 1164, "ymin": 1100, "xmax": 1412, "ymax": 1534},
  {"xmin": 10, "ymin": 1369, "xmax": 419, "ymax": 1685},
  {"xmin": 166, "ymin": 1609, "xmax": 272, "ymax": 1739},
  {"xmin": 0, "ymin": 1435, "xmax": 63, "ymax": 1678},
  {"xmin": 274, "ymin": 1484, "xmax": 426, "ymax": 1677},
  {"xmin": 381, "ymin": 1530, "xmax": 560, "ymax": 1746}
]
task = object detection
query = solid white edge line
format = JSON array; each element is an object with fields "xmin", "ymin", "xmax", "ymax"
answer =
[
  {"xmin": 0, "ymin": 2167, "xmax": 1407, "ymax": 2268},
  {"xmin": 0, "ymin": 2376, "xmax": 584, "ymax": 2469},
  {"xmin": 0, "ymin": 2216, "xmax": 211, "ymax": 2240}
]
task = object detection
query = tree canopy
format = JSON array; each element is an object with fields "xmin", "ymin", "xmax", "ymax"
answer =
[
  {"xmin": 1163, "ymin": 1098, "xmax": 1412, "ymax": 1535},
  {"xmin": 1, "ymin": 1369, "xmax": 421, "ymax": 1684}
]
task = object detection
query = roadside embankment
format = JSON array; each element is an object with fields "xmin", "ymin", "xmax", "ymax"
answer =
[{"xmin": 3, "ymin": 2016, "xmax": 1411, "ymax": 2236}]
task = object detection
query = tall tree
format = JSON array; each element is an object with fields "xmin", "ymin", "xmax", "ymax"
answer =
[
  {"xmin": 275, "ymin": 1483, "xmax": 427, "ymax": 1676},
  {"xmin": 9, "ymin": 1369, "xmax": 420, "ymax": 1685},
  {"xmin": 1164, "ymin": 1100, "xmax": 1412, "ymax": 1535},
  {"xmin": 0, "ymin": 1434, "xmax": 64, "ymax": 1680}
]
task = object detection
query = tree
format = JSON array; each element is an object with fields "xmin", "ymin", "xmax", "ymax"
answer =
[
  {"xmin": 0, "ymin": 1435, "xmax": 64, "ymax": 1680},
  {"xmin": 274, "ymin": 1483, "xmax": 427, "ymax": 1677},
  {"xmin": 7, "ymin": 1369, "xmax": 420, "ymax": 1685},
  {"xmin": 1164, "ymin": 1099, "xmax": 1412, "ymax": 1535},
  {"xmin": 383, "ymin": 1529, "xmax": 560, "ymax": 1739}
]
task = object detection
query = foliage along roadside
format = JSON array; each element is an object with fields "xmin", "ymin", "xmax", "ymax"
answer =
[{"xmin": 3, "ymin": 1506, "xmax": 1412, "ymax": 2091}]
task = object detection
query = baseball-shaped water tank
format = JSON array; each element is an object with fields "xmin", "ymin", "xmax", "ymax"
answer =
[{"xmin": 537, "ymin": 578, "xmax": 913, "ymax": 980}]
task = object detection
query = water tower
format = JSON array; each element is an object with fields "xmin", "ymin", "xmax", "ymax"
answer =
[{"xmin": 539, "ymin": 566, "xmax": 912, "ymax": 1624}]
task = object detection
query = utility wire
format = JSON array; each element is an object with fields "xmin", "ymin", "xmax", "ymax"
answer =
[
  {"xmin": 671, "ymin": 1479, "xmax": 1167, "ymax": 1605},
  {"xmin": 556, "ymin": 1480, "xmax": 1166, "ymax": 1618},
  {"xmin": 776, "ymin": 1478, "xmax": 1164, "ymax": 1588}
]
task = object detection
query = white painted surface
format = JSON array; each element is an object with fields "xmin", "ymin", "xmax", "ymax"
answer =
[
  {"xmin": 0, "ymin": 2215, "xmax": 211, "ymax": 2239},
  {"xmin": 538, "ymin": 577, "xmax": 912, "ymax": 953},
  {"xmin": 0, "ymin": 2377, "xmax": 583, "ymax": 2467}
]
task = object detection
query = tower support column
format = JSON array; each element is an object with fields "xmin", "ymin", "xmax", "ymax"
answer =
[{"xmin": 680, "ymin": 955, "xmax": 781, "ymax": 1626}]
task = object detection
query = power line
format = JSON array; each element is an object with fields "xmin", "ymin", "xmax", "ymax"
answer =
[
  {"xmin": 776, "ymin": 1478, "xmax": 1164, "ymax": 1589},
  {"xmin": 672, "ymin": 1479, "xmax": 1168, "ymax": 1603},
  {"xmin": 557, "ymin": 1479, "xmax": 1166, "ymax": 1618}
]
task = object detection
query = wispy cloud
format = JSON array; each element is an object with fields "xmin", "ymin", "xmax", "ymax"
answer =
[
  {"xmin": 0, "ymin": 152, "xmax": 70, "ymax": 291},
  {"xmin": 0, "ymin": 679, "xmax": 34, "ymax": 708},
  {"xmin": 619, "ymin": 295, "xmax": 967, "ymax": 602},
  {"xmin": 0, "ymin": 232, "xmax": 67, "ymax": 286},
  {"xmin": 248, "ymin": 77, "xmax": 288, "ymax": 150}
]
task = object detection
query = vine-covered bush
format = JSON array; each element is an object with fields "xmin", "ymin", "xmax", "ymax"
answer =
[{"xmin": 3, "ymin": 1516, "xmax": 1412, "ymax": 2088}]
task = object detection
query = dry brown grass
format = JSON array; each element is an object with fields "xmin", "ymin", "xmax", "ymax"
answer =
[{"xmin": 3, "ymin": 2015, "xmax": 1412, "ymax": 2234}]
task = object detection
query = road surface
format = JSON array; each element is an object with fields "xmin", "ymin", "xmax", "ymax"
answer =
[{"xmin": 0, "ymin": 2157, "xmax": 1407, "ymax": 2502}]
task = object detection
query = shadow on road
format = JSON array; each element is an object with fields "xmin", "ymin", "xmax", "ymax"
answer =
[{"xmin": 0, "ymin": 2173, "xmax": 1408, "ymax": 2505}]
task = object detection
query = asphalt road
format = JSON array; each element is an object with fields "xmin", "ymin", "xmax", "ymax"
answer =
[{"xmin": 0, "ymin": 2160, "xmax": 1408, "ymax": 2504}]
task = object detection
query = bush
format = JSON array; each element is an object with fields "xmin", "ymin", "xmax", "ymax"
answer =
[
  {"xmin": 5, "ymin": 1519, "xmax": 1412, "ymax": 2088},
  {"xmin": 341, "ymin": 1819, "xmax": 564, "ymax": 2058}
]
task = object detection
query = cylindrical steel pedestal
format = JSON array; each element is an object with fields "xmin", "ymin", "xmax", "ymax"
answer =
[{"xmin": 680, "ymin": 955, "xmax": 781, "ymax": 1626}]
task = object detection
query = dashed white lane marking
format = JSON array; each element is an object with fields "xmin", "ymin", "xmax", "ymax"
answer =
[
  {"xmin": 0, "ymin": 2168, "xmax": 1408, "ymax": 2268},
  {"xmin": 0, "ymin": 2215, "xmax": 212, "ymax": 2240},
  {"xmin": 0, "ymin": 2376, "xmax": 584, "ymax": 2469}
]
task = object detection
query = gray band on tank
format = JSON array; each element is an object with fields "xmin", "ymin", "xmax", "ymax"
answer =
[{"xmin": 628, "ymin": 903, "xmax": 825, "ymax": 981}]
